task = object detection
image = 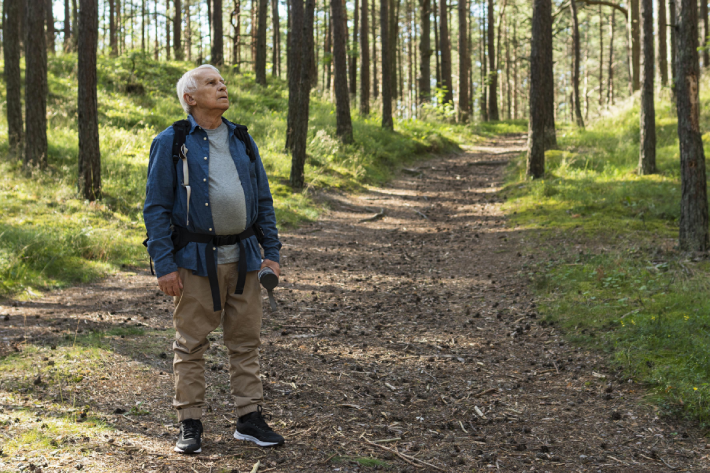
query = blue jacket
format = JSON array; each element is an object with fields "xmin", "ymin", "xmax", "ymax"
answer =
[{"xmin": 143, "ymin": 115, "xmax": 281, "ymax": 278}]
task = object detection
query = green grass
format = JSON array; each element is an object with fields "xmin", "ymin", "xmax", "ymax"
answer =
[
  {"xmin": 0, "ymin": 52, "xmax": 484, "ymax": 298},
  {"xmin": 330, "ymin": 454, "xmax": 391, "ymax": 468},
  {"xmin": 504, "ymin": 87, "xmax": 710, "ymax": 424}
]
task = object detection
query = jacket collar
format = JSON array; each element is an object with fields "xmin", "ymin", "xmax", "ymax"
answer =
[{"xmin": 187, "ymin": 114, "xmax": 238, "ymax": 135}]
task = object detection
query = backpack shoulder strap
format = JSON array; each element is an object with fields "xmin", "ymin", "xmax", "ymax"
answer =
[
  {"xmin": 171, "ymin": 119, "xmax": 191, "ymax": 165},
  {"xmin": 233, "ymin": 124, "xmax": 256, "ymax": 162}
]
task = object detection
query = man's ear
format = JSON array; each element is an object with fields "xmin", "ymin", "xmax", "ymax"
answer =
[{"xmin": 184, "ymin": 93, "xmax": 196, "ymax": 107}]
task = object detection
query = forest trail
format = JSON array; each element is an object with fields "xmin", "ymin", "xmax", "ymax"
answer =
[{"xmin": 1, "ymin": 135, "xmax": 708, "ymax": 472}]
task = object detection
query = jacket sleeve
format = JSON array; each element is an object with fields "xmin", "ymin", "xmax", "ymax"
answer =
[
  {"xmin": 251, "ymin": 137, "xmax": 282, "ymax": 264},
  {"xmin": 143, "ymin": 134, "xmax": 179, "ymax": 277}
]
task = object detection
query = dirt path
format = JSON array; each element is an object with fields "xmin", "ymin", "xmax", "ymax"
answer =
[{"xmin": 1, "ymin": 135, "xmax": 708, "ymax": 472}]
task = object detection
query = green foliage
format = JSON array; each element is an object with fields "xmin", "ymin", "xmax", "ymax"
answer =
[
  {"xmin": 0, "ymin": 53, "xmax": 478, "ymax": 298},
  {"xmin": 505, "ymin": 89, "xmax": 710, "ymax": 424}
]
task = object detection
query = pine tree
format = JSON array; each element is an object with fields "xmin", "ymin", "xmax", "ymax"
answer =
[
  {"xmin": 527, "ymin": 0, "xmax": 553, "ymax": 178},
  {"xmin": 25, "ymin": 0, "xmax": 48, "ymax": 169},
  {"xmin": 3, "ymin": 0, "xmax": 23, "ymax": 156},
  {"xmin": 638, "ymin": 0, "xmax": 656, "ymax": 174},
  {"xmin": 331, "ymin": 0, "xmax": 354, "ymax": 142},
  {"xmin": 78, "ymin": 0, "xmax": 102, "ymax": 200}
]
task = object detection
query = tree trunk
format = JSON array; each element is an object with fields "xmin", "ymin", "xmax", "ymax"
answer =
[
  {"xmin": 289, "ymin": 0, "xmax": 316, "ymax": 190},
  {"xmin": 142, "ymin": 0, "xmax": 147, "ymax": 52},
  {"xmin": 372, "ymin": 0, "xmax": 378, "ymax": 99},
  {"xmin": 72, "ymin": 0, "xmax": 78, "ymax": 50},
  {"xmin": 166, "ymin": 0, "xmax": 171, "ymax": 59},
  {"xmin": 25, "ymin": 0, "xmax": 48, "ymax": 169},
  {"xmin": 676, "ymin": 0, "xmax": 709, "ymax": 251},
  {"xmin": 389, "ymin": 0, "xmax": 401, "ymax": 99},
  {"xmin": 628, "ymin": 0, "xmax": 640, "ymax": 91},
  {"xmin": 438, "ymin": 0, "xmax": 452, "ymax": 105},
  {"xmin": 213, "ymin": 0, "xmax": 224, "ymax": 65},
  {"xmin": 331, "ymin": 0, "xmax": 354, "ymax": 142},
  {"xmin": 325, "ymin": 10, "xmax": 332, "ymax": 91},
  {"xmin": 350, "ymin": 0, "xmax": 358, "ymax": 96},
  {"xmin": 78, "ymin": 0, "xmax": 101, "ymax": 201},
  {"xmin": 232, "ymin": 0, "xmax": 240, "ymax": 68},
  {"xmin": 570, "ymin": 0, "xmax": 584, "ymax": 127},
  {"xmin": 480, "ymin": 0, "xmax": 487, "ymax": 121},
  {"xmin": 457, "ymin": 0, "xmax": 469, "ymax": 121},
  {"xmin": 186, "ymin": 0, "xmax": 193, "ymax": 60},
  {"xmin": 487, "ymin": 0, "xmax": 498, "ymax": 120},
  {"xmin": 286, "ymin": 0, "xmax": 303, "ymax": 153},
  {"xmin": 542, "ymin": 0, "xmax": 556, "ymax": 149},
  {"xmin": 174, "ymin": 0, "xmax": 184, "ymax": 59},
  {"xmin": 701, "ymin": 0, "xmax": 709, "ymax": 68},
  {"xmin": 658, "ymin": 0, "xmax": 668, "ymax": 86},
  {"xmin": 4, "ymin": 0, "xmax": 23, "ymax": 155},
  {"xmin": 527, "ymin": 0, "xmax": 552, "ymax": 179},
  {"xmin": 109, "ymin": 0, "xmax": 118, "ymax": 55},
  {"xmin": 255, "ymin": 0, "xmax": 268, "ymax": 83},
  {"xmin": 381, "ymin": 0, "xmax": 393, "ymax": 128},
  {"xmin": 46, "ymin": 0, "xmax": 56, "ymax": 54},
  {"xmin": 638, "ymin": 0, "xmax": 656, "ymax": 174},
  {"xmin": 418, "ymin": 0, "xmax": 431, "ymax": 103},
  {"xmin": 64, "ymin": 0, "xmax": 72, "ymax": 51},
  {"xmin": 599, "ymin": 5, "xmax": 603, "ymax": 108},
  {"xmin": 306, "ymin": 0, "xmax": 316, "ymax": 87},
  {"xmin": 360, "ymin": 0, "xmax": 370, "ymax": 114},
  {"xmin": 608, "ymin": 7, "xmax": 615, "ymax": 104},
  {"xmin": 433, "ymin": 0, "xmax": 440, "ymax": 88},
  {"xmin": 272, "ymin": 0, "xmax": 280, "ymax": 76},
  {"xmin": 670, "ymin": 0, "xmax": 677, "ymax": 102},
  {"xmin": 154, "ymin": 0, "xmax": 159, "ymax": 60}
]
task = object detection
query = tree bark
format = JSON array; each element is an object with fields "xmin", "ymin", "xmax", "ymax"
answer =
[
  {"xmin": 289, "ymin": 0, "xmax": 316, "ymax": 190},
  {"xmin": 570, "ymin": 0, "xmax": 584, "ymax": 127},
  {"xmin": 701, "ymin": 0, "xmax": 709, "ymax": 68},
  {"xmin": 286, "ymin": 0, "xmax": 303, "ymax": 152},
  {"xmin": 527, "ymin": 0, "xmax": 552, "ymax": 179},
  {"xmin": 25, "ymin": 0, "xmax": 48, "ymax": 169},
  {"xmin": 438, "ymin": 0, "xmax": 452, "ymax": 105},
  {"xmin": 72, "ymin": 0, "xmax": 78, "ymax": 51},
  {"xmin": 174, "ymin": 0, "xmax": 184, "ymax": 59},
  {"xmin": 331, "ymin": 0, "xmax": 354, "ymax": 142},
  {"xmin": 78, "ymin": 0, "xmax": 102, "ymax": 201},
  {"xmin": 381, "ymin": 0, "xmax": 393, "ymax": 128},
  {"xmin": 458, "ymin": 0, "xmax": 469, "ymax": 121},
  {"xmin": 360, "ymin": 0, "xmax": 370, "ymax": 114},
  {"xmin": 232, "ymin": 0, "xmax": 241, "ymax": 69},
  {"xmin": 272, "ymin": 0, "xmax": 280, "ymax": 76},
  {"xmin": 372, "ymin": 0, "xmax": 378, "ymax": 99},
  {"xmin": 480, "ymin": 0, "xmax": 487, "ymax": 121},
  {"xmin": 608, "ymin": 6, "xmax": 615, "ymax": 104},
  {"xmin": 212, "ymin": 0, "xmax": 224, "ymax": 65},
  {"xmin": 350, "ymin": 0, "xmax": 358, "ymax": 96},
  {"xmin": 670, "ymin": 0, "xmax": 677, "ymax": 102},
  {"xmin": 638, "ymin": 0, "xmax": 656, "ymax": 174},
  {"xmin": 109, "ymin": 0, "xmax": 118, "ymax": 55},
  {"xmin": 599, "ymin": 5, "xmax": 603, "ymax": 107},
  {"xmin": 676, "ymin": 0, "xmax": 709, "ymax": 251},
  {"xmin": 64, "ymin": 0, "xmax": 72, "ymax": 51},
  {"xmin": 487, "ymin": 0, "xmax": 499, "ymax": 120},
  {"xmin": 418, "ymin": 0, "xmax": 431, "ymax": 103},
  {"xmin": 433, "ymin": 0, "xmax": 440, "ymax": 89},
  {"xmin": 658, "ymin": 0, "xmax": 668, "ymax": 86},
  {"xmin": 142, "ymin": 0, "xmax": 147, "ymax": 52},
  {"xmin": 628, "ymin": 0, "xmax": 640, "ymax": 91},
  {"xmin": 256, "ymin": 0, "xmax": 268, "ymax": 83},
  {"xmin": 4, "ymin": 0, "xmax": 23, "ymax": 155},
  {"xmin": 542, "ymin": 0, "xmax": 556, "ymax": 148},
  {"xmin": 166, "ymin": 0, "xmax": 171, "ymax": 59},
  {"xmin": 46, "ymin": 0, "xmax": 56, "ymax": 54}
]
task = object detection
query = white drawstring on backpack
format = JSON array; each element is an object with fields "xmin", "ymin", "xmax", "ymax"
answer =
[{"xmin": 180, "ymin": 144, "xmax": 191, "ymax": 227}]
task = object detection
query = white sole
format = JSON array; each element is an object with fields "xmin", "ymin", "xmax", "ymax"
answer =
[
  {"xmin": 174, "ymin": 446, "xmax": 202, "ymax": 454},
  {"xmin": 233, "ymin": 430, "xmax": 281, "ymax": 447}
]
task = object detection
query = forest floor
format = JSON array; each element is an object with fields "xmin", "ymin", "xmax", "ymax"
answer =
[{"xmin": 1, "ymin": 135, "xmax": 709, "ymax": 472}]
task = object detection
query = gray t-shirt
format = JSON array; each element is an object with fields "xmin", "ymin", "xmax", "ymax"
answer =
[{"xmin": 204, "ymin": 122, "xmax": 247, "ymax": 263}]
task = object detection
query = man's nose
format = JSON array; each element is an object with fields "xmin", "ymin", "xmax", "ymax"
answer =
[{"xmin": 218, "ymin": 82, "xmax": 227, "ymax": 92}]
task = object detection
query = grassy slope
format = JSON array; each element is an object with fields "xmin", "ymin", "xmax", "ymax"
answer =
[
  {"xmin": 0, "ymin": 53, "xmax": 482, "ymax": 297},
  {"xmin": 504, "ymin": 88, "xmax": 710, "ymax": 424}
]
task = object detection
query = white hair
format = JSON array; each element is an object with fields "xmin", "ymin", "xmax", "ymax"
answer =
[{"xmin": 176, "ymin": 65, "xmax": 221, "ymax": 114}]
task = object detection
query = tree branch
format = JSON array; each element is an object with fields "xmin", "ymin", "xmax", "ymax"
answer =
[{"xmin": 577, "ymin": 0, "xmax": 628, "ymax": 17}]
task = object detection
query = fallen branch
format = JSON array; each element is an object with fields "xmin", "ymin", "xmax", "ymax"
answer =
[
  {"xmin": 660, "ymin": 457, "xmax": 679, "ymax": 470},
  {"xmin": 362, "ymin": 438, "xmax": 445, "ymax": 471},
  {"xmin": 467, "ymin": 160, "xmax": 507, "ymax": 166},
  {"xmin": 415, "ymin": 210, "xmax": 429, "ymax": 219},
  {"xmin": 372, "ymin": 437, "xmax": 402, "ymax": 444},
  {"xmin": 250, "ymin": 460, "xmax": 261, "ymax": 473},
  {"xmin": 359, "ymin": 208, "xmax": 385, "ymax": 223},
  {"xmin": 474, "ymin": 388, "xmax": 497, "ymax": 398}
]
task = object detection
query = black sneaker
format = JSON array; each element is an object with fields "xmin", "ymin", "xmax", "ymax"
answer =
[
  {"xmin": 234, "ymin": 406, "xmax": 284, "ymax": 447},
  {"xmin": 174, "ymin": 418, "xmax": 203, "ymax": 453}
]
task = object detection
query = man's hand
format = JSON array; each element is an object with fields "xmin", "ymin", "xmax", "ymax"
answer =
[
  {"xmin": 260, "ymin": 259, "xmax": 280, "ymax": 277},
  {"xmin": 158, "ymin": 271, "xmax": 184, "ymax": 297}
]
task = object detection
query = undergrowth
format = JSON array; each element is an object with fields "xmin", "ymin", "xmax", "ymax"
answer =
[
  {"xmin": 0, "ymin": 52, "xmax": 484, "ymax": 298},
  {"xmin": 504, "ymin": 88, "xmax": 710, "ymax": 425}
]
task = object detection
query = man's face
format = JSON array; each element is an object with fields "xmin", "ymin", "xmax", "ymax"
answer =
[{"xmin": 184, "ymin": 68, "xmax": 229, "ymax": 114}]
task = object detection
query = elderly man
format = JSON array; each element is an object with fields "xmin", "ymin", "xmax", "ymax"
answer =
[{"xmin": 144, "ymin": 64, "xmax": 284, "ymax": 454}]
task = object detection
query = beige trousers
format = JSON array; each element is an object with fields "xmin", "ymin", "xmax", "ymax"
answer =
[{"xmin": 172, "ymin": 264, "xmax": 263, "ymax": 421}]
